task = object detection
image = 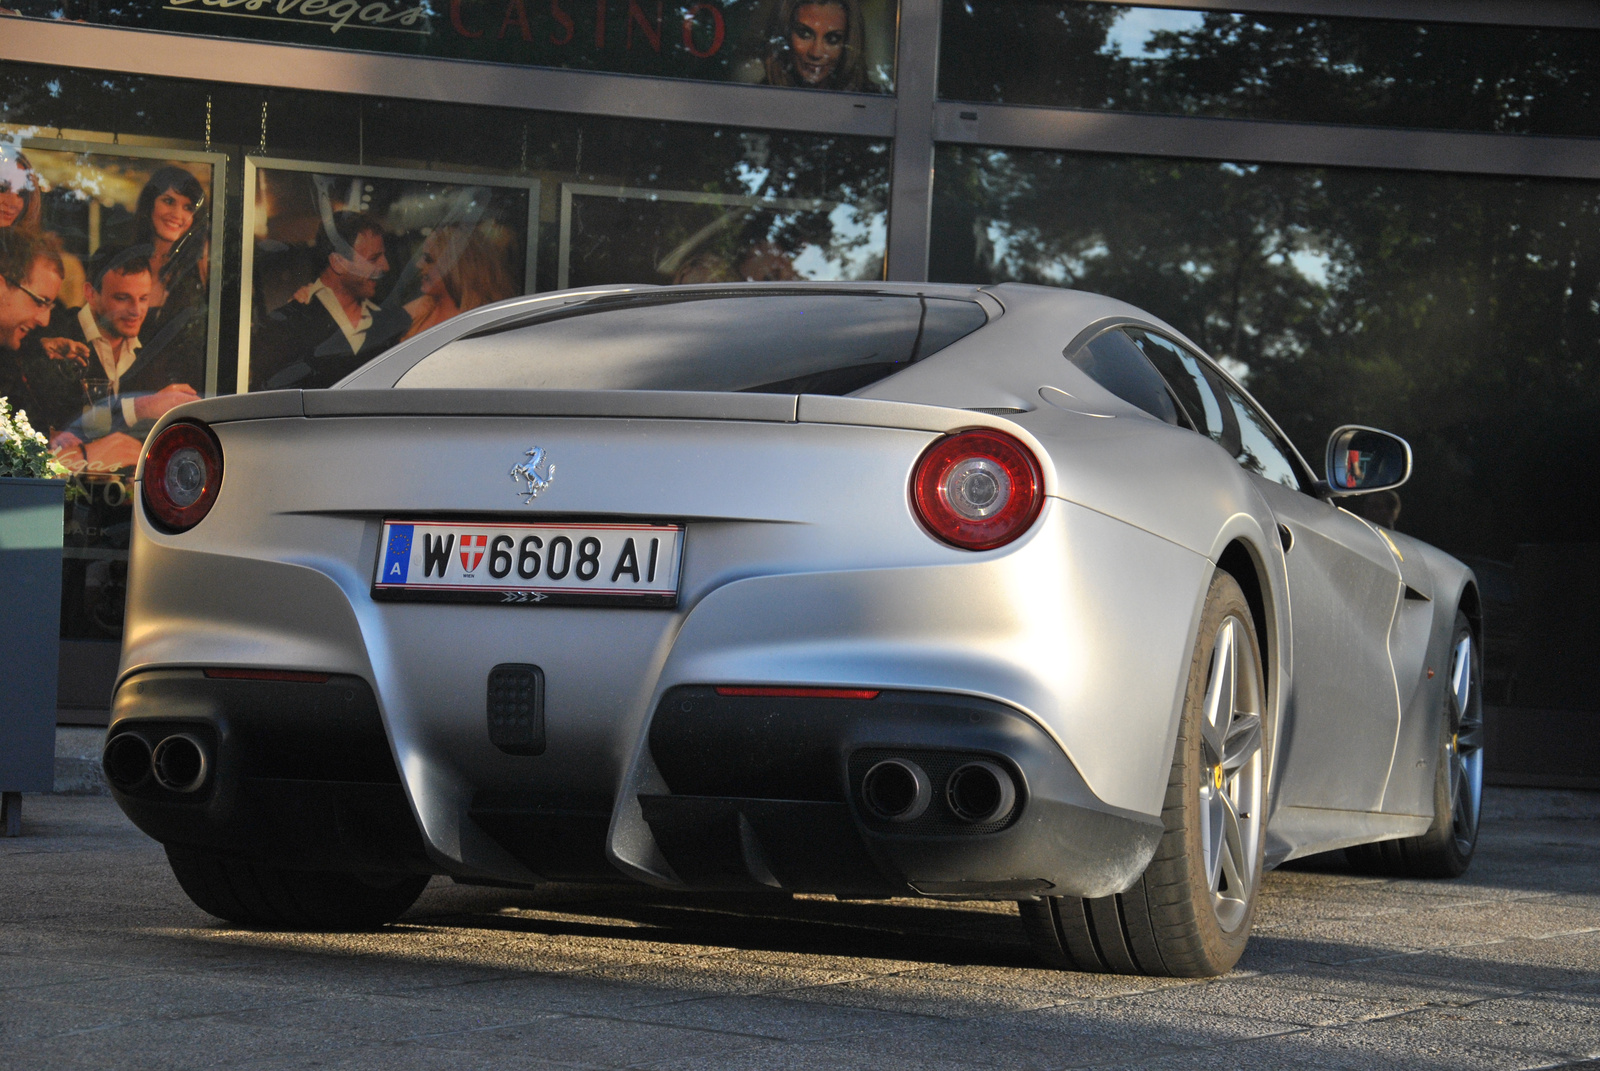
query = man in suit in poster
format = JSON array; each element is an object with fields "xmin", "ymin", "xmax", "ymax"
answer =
[
  {"xmin": 250, "ymin": 209, "xmax": 411, "ymax": 391},
  {"xmin": 30, "ymin": 246, "xmax": 201, "ymax": 472}
]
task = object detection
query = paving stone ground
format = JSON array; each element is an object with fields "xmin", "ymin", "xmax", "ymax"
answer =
[{"xmin": 2, "ymin": 789, "xmax": 1597, "ymax": 1070}]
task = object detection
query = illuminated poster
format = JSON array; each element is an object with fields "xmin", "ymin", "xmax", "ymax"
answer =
[
  {"xmin": 2, "ymin": 0, "xmax": 899, "ymax": 93},
  {"xmin": 0, "ymin": 137, "xmax": 225, "ymax": 637},
  {"xmin": 239, "ymin": 158, "xmax": 539, "ymax": 392}
]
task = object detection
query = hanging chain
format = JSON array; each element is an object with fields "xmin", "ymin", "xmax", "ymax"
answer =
[
  {"xmin": 204, "ymin": 95, "xmax": 212, "ymax": 152},
  {"xmin": 258, "ymin": 99, "xmax": 269, "ymax": 155}
]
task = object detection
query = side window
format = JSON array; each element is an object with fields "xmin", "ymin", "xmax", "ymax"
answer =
[
  {"xmin": 1129, "ymin": 327, "xmax": 1304, "ymax": 490},
  {"xmin": 1126, "ymin": 329, "xmax": 1234, "ymax": 450},
  {"xmin": 1069, "ymin": 329, "xmax": 1181, "ymax": 425},
  {"xmin": 1214, "ymin": 380, "xmax": 1305, "ymax": 490}
]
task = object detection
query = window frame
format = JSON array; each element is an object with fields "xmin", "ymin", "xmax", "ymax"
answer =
[{"xmin": 1065, "ymin": 318, "xmax": 1321, "ymax": 495}]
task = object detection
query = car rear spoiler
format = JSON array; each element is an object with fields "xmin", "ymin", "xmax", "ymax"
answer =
[{"xmin": 151, "ymin": 389, "xmax": 1030, "ymax": 435}]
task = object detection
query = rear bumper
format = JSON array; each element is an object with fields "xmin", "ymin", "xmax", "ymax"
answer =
[
  {"xmin": 104, "ymin": 673, "xmax": 1160, "ymax": 899},
  {"xmin": 105, "ymin": 671, "xmax": 433, "ymax": 875},
  {"xmin": 625, "ymin": 687, "xmax": 1162, "ymax": 898},
  {"xmin": 119, "ymin": 492, "xmax": 1203, "ymax": 896}
]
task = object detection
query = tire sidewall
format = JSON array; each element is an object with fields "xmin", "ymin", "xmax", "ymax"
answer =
[{"xmin": 1427, "ymin": 611, "xmax": 1480, "ymax": 871}]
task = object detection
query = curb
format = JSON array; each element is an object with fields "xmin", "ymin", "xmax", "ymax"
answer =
[{"xmin": 54, "ymin": 727, "xmax": 109, "ymax": 796}]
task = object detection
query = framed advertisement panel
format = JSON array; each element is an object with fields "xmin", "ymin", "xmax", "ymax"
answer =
[
  {"xmin": 1, "ymin": 0, "xmax": 901, "ymax": 94},
  {"xmin": 558, "ymin": 182, "xmax": 878, "ymax": 288},
  {"xmin": 0, "ymin": 136, "xmax": 226, "ymax": 640},
  {"xmin": 239, "ymin": 157, "xmax": 539, "ymax": 392}
]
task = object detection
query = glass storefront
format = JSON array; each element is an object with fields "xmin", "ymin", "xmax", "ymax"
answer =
[
  {"xmin": 5, "ymin": 1, "xmax": 1600, "ymax": 756},
  {"xmin": 0, "ymin": 58, "xmax": 888, "ymax": 654},
  {"xmin": 939, "ymin": 2, "xmax": 1600, "ymax": 136}
]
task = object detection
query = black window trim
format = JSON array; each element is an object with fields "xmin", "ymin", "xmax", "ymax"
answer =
[{"xmin": 1064, "ymin": 316, "xmax": 1320, "ymax": 495}]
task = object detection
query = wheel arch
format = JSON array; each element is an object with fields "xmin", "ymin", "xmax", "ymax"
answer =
[
  {"xmin": 1216, "ymin": 539, "xmax": 1272, "ymax": 694},
  {"xmin": 1212, "ymin": 534, "xmax": 1289, "ymax": 812},
  {"xmin": 1455, "ymin": 578, "xmax": 1483, "ymax": 638}
]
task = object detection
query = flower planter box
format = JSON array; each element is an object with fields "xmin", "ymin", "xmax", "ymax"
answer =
[{"xmin": 0, "ymin": 477, "xmax": 65, "ymax": 836}]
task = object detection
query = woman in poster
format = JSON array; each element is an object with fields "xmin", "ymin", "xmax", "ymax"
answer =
[
  {"xmin": 760, "ymin": 0, "xmax": 868, "ymax": 92},
  {"xmin": 0, "ymin": 144, "xmax": 86, "ymax": 307},
  {"xmin": 0, "ymin": 144, "xmax": 43, "ymax": 232},
  {"xmin": 401, "ymin": 221, "xmax": 519, "ymax": 340},
  {"xmin": 126, "ymin": 166, "xmax": 209, "ymax": 394}
]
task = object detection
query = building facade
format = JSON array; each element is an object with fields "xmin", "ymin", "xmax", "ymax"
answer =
[{"xmin": 2, "ymin": 0, "xmax": 1597, "ymax": 786}]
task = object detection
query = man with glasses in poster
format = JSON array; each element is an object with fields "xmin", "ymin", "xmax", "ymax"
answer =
[{"xmin": 0, "ymin": 228, "xmax": 80, "ymax": 431}]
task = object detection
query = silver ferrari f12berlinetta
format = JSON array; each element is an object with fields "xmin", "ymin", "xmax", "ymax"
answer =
[{"xmin": 106, "ymin": 282, "xmax": 1482, "ymax": 977}]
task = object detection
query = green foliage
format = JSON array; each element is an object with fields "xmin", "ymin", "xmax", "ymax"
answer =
[{"xmin": 0, "ymin": 396, "xmax": 71, "ymax": 481}]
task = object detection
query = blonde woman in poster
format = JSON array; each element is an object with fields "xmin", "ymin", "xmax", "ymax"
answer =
[{"xmin": 401, "ymin": 221, "xmax": 519, "ymax": 341}]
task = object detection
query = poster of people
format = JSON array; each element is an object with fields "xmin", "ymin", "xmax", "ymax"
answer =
[
  {"xmin": 3, "ymin": 0, "xmax": 898, "ymax": 92},
  {"xmin": 558, "ymin": 183, "xmax": 883, "ymax": 288},
  {"xmin": 0, "ymin": 136, "xmax": 225, "ymax": 636},
  {"xmin": 240, "ymin": 159, "xmax": 538, "ymax": 392}
]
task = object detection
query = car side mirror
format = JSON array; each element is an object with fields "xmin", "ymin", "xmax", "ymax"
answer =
[{"xmin": 1325, "ymin": 425, "xmax": 1411, "ymax": 494}]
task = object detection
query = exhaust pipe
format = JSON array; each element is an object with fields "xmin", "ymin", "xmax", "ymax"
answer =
[
  {"xmin": 861, "ymin": 759, "xmax": 932, "ymax": 822},
  {"xmin": 102, "ymin": 733, "xmax": 153, "ymax": 791},
  {"xmin": 945, "ymin": 761, "xmax": 1016, "ymax": 824},
  {"xmin": 151, "ymin": 734, "xmax": 210, "ymax": 793}
]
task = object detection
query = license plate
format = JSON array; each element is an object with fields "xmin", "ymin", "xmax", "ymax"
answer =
[{"xmin": 372, "ymin": 520, "xmax": 682, "ymax": 607}]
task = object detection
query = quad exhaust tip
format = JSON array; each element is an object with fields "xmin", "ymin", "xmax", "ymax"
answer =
[
  {"xmin": 152, "ymin": 734, "xmax": 210, "ymax": 793},
  {"xmin": 104, "ymin": 732, "xmax": 211, "ymax": 794},
  {"xmin": 101, "ymin": 733, "xmax": 153, "ymax": 791},
  {"xmin": 945, "ymin": 761, "xmax": 1017, "ymax": 825},
  {"xmin": 861, "ymin": 759, "xmax": 932, "ymax": 822}
]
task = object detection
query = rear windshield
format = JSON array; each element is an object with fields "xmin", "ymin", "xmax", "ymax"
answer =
[{"xmin": 394, "ymin": 292, "xmax": 990, "ymax": 394}]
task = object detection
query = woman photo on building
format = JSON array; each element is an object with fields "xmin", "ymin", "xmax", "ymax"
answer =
[
  {"xmin": 0, "ymin": 144, "xmax": 43, "ymax": 232},
  {"xmin": 128, "ymin": 165, "xmax": 209, "ymax": 392},
  {"xmin": 759, "ymin": 0, "xmax": 868, "ymax": 92},
  {"xmin": 0, "ymin": 143, "xmax": 86, "ymax": 307},
  {"xmin": 401, "ymin": 220, "xmax": 519, "ymax": 340}
]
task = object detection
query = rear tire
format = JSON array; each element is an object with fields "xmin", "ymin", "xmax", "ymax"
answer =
[
  {"xmin": 165, "ymin": 846, "xmax": 430, "ymax": 929},
  {"xmin": 1345, "ymin": 609, "xmax": 1482, "ymax": 878},
  {"xmin": 1020, "ymin": 570, "xmax": 1269, "ymax": 977}
]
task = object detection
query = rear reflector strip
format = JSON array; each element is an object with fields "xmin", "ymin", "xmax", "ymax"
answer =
[
  {"xmin": 714, "ymin": 686, "xmax": 880, "ymax": 700},
  {"xmin": 204, "ymin": 668, "xmax": 332, "ymax": 684}
]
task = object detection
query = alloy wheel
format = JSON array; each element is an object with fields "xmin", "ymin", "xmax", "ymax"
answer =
[
  {"xmin": 1198, "ymin": 614, "xmax": 1265, "ymax": 933},
  {"xmin": 1447, "ymin": 633, "xmax": 1484, "ymax": 855}
]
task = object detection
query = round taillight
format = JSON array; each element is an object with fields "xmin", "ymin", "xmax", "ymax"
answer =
[
  {"xmin": 141, "ymin": 422, "xmax": 223, "ymax": 533},
  {"xmin": 912, "ymin": 429, "xmax": 1044, "ymax": 550}
]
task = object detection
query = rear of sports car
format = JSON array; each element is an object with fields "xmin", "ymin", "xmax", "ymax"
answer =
[{"xmin": 105, "ymin": 286, "xmax": 1179, "ymax": 928}]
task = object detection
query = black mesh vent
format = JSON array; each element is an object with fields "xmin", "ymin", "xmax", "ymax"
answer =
[{"xmin": 487, "ymin": 664, "xmax": 545, "ymax": 756}]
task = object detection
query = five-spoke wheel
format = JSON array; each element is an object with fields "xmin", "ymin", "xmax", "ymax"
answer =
[{"xmin": 1198, "ymin": 613, "xmax": 1265, "ymax": 934}]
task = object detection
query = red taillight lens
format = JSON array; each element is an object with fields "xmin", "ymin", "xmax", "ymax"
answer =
[
  {"xmin": 911, "ymin": 429, "xmax": 1044, "ymax": 550},
  {"xmin": 141, "ymin": 422, "xmax": 223, "ymax": 533}
]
